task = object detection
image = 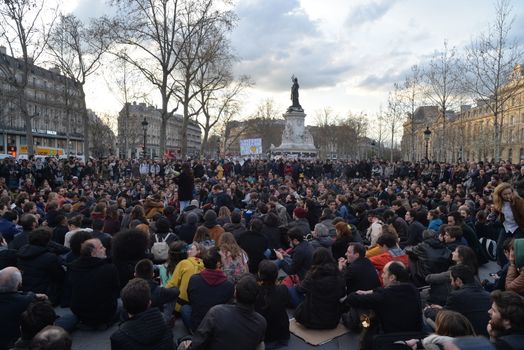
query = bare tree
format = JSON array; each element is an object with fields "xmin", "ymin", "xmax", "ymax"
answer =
[
  {"xmin": 313, "ymin": 107, "xmax": 338, "ymax": 159},
  {"xmin": 103, "ymin": 55, "xmax": 149, "ymax": 158},
  {"xmin": 383, "ymin": 83, "xmax": 405, "ymax": 162},
  {"xmin": 0, "ymin": 0, "xmax": 56, "ymax": 155},
  {"xmin": 401, "ymin": 65, "xmax": 422, "ymax": 162},
  {"xmin": 462, "ymin": 0, "xmax": 523, "ymax": 162},
  {"xmin": 172, "ymin": 0, "xmax": 236, "ymax": 157},
  {"xmin": 423, "ymin": 41, "xmax": 461, "ymax": 162},
  {"xmin": 47, "ymin": 14, "xmax": 110, "ymax": 160},
  {"xmin": 105, "ymin": 0, "xmax": 185, "ymax": 157},
  {"xmin": 89, "ymin": 113, "xmax": 117, "ymax": 158}
]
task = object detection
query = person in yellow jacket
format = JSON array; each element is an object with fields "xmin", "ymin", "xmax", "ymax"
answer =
[{"xmin": 166, "ymin": 242, "xmax": 205, "ymax": 311}]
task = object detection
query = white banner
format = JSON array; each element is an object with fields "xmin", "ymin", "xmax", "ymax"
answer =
[{"xmin": 240, "ymin": 138, "xmax": 262, "ymax": 156}]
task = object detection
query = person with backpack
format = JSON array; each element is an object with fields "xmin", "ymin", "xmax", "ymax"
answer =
[{"xmin": 151, "ymin": 217, "xmax": 178, "ymax": 262}]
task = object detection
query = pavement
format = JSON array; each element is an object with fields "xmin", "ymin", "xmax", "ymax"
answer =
[{"xmin": 66, "ymin": 261, "xmax": 498, "ymax": 350}]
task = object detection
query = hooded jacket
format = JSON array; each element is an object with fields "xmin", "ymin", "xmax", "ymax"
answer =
[
  {"xmin": 165, "ymin": 257, "xmax": 204, "ymax": 310},
  {"xmin": 110, "ymin": 307, "xmax": 174, "ymax": 350},
  {"xmin": 186, "ymin": 268, "xmax": 234, "ymax": 331},
  {"xmin": 68, "ymin": 256, "xmax": 120, "ymax": 326},
  {"xmin": 17, "ymin": 245, "xmax": 65, "ymax": 299}
]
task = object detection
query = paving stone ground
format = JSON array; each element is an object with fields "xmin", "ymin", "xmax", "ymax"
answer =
[{"xmin": 67, "ymin": 261, "xmax": 498, "ymax": 350}]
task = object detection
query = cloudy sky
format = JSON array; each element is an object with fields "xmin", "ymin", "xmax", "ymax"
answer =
[{"xmin": 69, "ymin": 0, "xmax": 524, "ymax": 126}]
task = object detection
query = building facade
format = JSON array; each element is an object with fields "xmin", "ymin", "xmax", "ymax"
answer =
[
  {"xmin": 117, "ymin": 102, "xmax": 201, "ymax": 159},
  {"xmin": 401, "ymin": 64, "xmax": 524, "ymax": 163},
  {"xmin": 0, "ymin": 46, "xmax": 85, "ymax": 157}
]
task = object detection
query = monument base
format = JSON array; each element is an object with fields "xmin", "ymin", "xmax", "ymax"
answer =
[{"xmin": 270, "ymin": 110, "xmax": 317, "ymax": 159}]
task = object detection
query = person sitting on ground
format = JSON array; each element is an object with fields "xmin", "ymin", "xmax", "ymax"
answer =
[
  {"xmin": 200, "ymin": 210, "xmax": 224, "ymax": 243},
  {"xmin": 222, "ymin": 210, "xmax": 247, "ymax": 241},
  {"xmin": 440, "ymin": 224, "xmax": 468, "ymax": 252},
  {"xmin": 369, "ymin": 233, "xmax": 409, "ymax": 284},
  {"xmin": 345, "ymin": 261, "xmax": 423, "ymax": 335},
  {"xmin": 424, "ymin": 245, "xmax": 479, "ymax": 306},
  {"xmin": 309, "ymin": 223, "xmax": 333, "ymax": 250},
  {"xmin": 403, "ymin": 310, "xmax": 476, "ymax": 350},
  {"xmin": 331, "ymin": 221, "xmax": 355, "ymax": 260},
  {"xmin": 401, "ymin": 209, "xmax": 426, "ymax": 248},
  {"xmin": 111, "ymin": 278, "xmax": 174, "ymax": 350},
  {"xmin": 175, "ymin": 212, "xmax": 199, "ymax": 245},
  {"xmin": 274, "ymin": 227, "xmax": 314, "ymax": 281},
  {"xmin": 134, "ymin": 259, "xmax": 179, "ymax": 322},
  {"xmin": 192, "ymin": 226, "xmax": 214, "ymax": 249},
  {"xmin": 487, "ymin": 290, "xmax": 524, "ymax": 350},
  {"xmin": 338, "ymin": 242, "xmax": 381, "ymax": 296},
  {"xmin": 11, "ymin": 301, "xmax": 57, "ymax": 350},
  {"xmin": 294, "ymin": 247, "xmax": 346, "ymax": 329},
  {"xmin": 425, "ymin": 264, "xmax": 491, "ymax": 336},
  {"xmin": 165, "ymin": 242, "xmax": 204, "ymax": 312},
  {"xmin": 237, "ymin": 218, "xmax": 269, "ymax": 274},
  {"xmin": 255, "ymin": 260, "xmax": 290, "ymax": 349},
  {"xmin": 216, "ymin": 232, "xmax": 249, "ymax": 283},
  {"xmin": 69, "ymin": 238, "xmax": 120, "ymax": 328},
  {"xmin": 182, "ymin": 247, "xmax": 234, "ymax": 333},
  {"xmin": 178, "ymin": 274, "xmax": 266, "ymax": 350},
  {"xmin": 0, "ymin": 267, "xmax": 48, "ymax": 349},
  {"xmin": 17, "ymin": 228, "xmax": 65, "ymax": 305},
  {"xmin": 505, "ymin": 238, "xmax": 524, "ymax": 296},
  {"xmin": 405, "ymin": 229, "xmax": 451, "ymax": 287},
  {"xmin": 31, "ymin": 326, "xmax": 72, "ymax": 350}
]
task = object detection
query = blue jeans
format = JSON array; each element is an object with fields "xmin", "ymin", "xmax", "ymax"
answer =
[
  {"xmin": 179, "ymin": 200, "xmax": 190, "ymax": 212},
  {"xmin": 288, "ymin": 287, "xmax": 304, "ymax": 308},
  {"xmin": 180, "ymin": 304, "xmax": 193, "ymax": 332}
]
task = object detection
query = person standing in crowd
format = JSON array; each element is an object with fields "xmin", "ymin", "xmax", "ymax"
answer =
[
  {"xmin": 175, "ymin": 163, "xmax": 195, "ymax": 213},
  {"xmin": 493, "ymin": 183, "xmax": 524, "ymax": 267}
]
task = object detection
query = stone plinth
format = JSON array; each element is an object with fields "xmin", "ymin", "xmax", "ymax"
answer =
[{"xmin": 270, "ymin": 110, "xmax": 317, "ymax": 159}]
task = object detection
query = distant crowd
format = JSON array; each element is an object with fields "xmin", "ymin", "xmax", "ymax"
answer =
[{"xmin": 1, "ymin": 155, "xmax": 524, "ymax": 350}]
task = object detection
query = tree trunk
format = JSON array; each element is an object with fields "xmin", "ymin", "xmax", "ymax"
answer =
[
  {"xmin": 80, "ymin": 86, "xmax": 90, "ymax": 160},
  {"xmin": 19, "ymin": 89, "xmax": 34, "ymax": 156}
]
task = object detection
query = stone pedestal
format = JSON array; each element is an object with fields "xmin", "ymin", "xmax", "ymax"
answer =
[{"xmin": 270, "ymin": 110, "xmax": 318, "ymax": 159}]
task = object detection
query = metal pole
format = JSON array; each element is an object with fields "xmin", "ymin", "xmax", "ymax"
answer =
[
  {"xmin": 425, "ymin": 139, "xmax": 429, "ymax": 163},
  {"xmin": 143, "ymin": 128, "xmax": 147, "ymax": 159}
]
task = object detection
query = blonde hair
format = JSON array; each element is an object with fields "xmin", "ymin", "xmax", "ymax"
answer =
[
  {"xmin": 493, "ymin": 182, "xmax": 520, "ymax": 212},
  {"xmin": 217, "ymin": 232, "xmax": 243, "ymax": 259},
  {"xmin": 218, "ymin": 206, "xmax": 231, "ymax": 219}
]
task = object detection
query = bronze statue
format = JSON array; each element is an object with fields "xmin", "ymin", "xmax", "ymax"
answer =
[{"xmin": 289, "ymin": 75, "xmax": 303, "ymax": 112}]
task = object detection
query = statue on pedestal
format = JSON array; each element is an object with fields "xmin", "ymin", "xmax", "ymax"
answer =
[{"xmin": 288, "ymin": 75, "xmax": 303, "ymax": 112}]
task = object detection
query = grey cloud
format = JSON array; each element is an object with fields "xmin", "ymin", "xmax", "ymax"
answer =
[
  {"xmin": 231, "ymin": 0, "xmax": 351, "ymax": 91},
  {"xmin": 345, "ymin": 0, "xmax": 401, "ymax": 28}
]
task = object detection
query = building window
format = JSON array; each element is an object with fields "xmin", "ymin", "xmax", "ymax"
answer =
[
  {"xmin": 520, "ymin": 148, "xmax": 524, "ymax": 160},
  {"xmin": 508, "ymin": 148, "xmax": 513, "ymax": 161}
]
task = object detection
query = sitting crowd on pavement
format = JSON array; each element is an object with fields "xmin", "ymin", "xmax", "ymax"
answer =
[{"xmin": 1, "ymin": 155, "xmax": 524, "ymax": 349}]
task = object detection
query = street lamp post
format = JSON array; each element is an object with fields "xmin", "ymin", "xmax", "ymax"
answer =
[
  {"xmin": 423, "ymin": 126, "xmax": 432, "ymax": 163},
  {"xmin": 141, "ymin": 117, "xmax": 148, "ymax": 159}
]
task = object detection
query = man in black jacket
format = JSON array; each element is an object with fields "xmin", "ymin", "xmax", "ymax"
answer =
[
  {"xmin": 111, "ymin": 278, "xmax": 174, "ymax": 350},
  {"xmin": 401, "ymin": 209, "xmax": 425, "ymax": 248},
  {"xmin": 346, "ymin": 261, "xmax": 422, "ymax": 334},
  {"xmin": 17, "ymin": 228, "xmax": 65, "ymax": 304},
  {"xmin": 275, "ymin": 228, "xmax": 313, "ymax": 281},
  {"xmin": 178, "ymin": 274, "xmax": 266, "ymax": 350},
  {"xmin": 182, "ymin": 247, "xmax": 234, "ymax": 332},
  {"xmin": 405, "ymin": 229, "xmax": 451, "ymax": 286},
  {"xmin": 426, "ymin": 264, "xmax": 491, "ymax": 336},
  {"xmin": 338, "ymin": 243, "xmax": 381, "ymax": 295},
  {"xmin": 488, "ymin": 290, "xmax": 524, "ymax": 350},
  {"xmin": 0, "ymin": 266, "xmax": 47, "ymax": 349},
  {"xmin": 238, "ymin": 218, "xmax": 268, "ymax": 274},
  {"xmin": 69, "ymin": 238, "xmax": 120, "ymax": 328},
  {"xmin": 134, "ymin": 259, "xmax": 179, "ymax": 320}
]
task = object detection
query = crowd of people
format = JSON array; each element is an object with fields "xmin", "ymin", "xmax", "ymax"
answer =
[{"xmin": 1, "ymin": 155, "xmax": 524, "ymax": 350}]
